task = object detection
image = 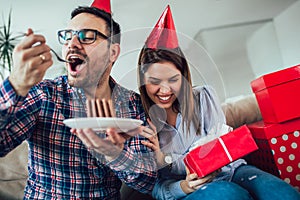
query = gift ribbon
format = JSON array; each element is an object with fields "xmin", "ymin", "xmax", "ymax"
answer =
[{"xmin": 218, "ymin": 137, "xmax": 233, "ymax": 162}]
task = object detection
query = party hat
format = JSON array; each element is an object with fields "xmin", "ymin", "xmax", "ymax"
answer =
[
  {"xmin": 91, "ymin": 0, "xmax": 111, "ymax": 14},
  {"xmin": 145, "ymin": 5, "xmax": 179, "ymax": 49}
]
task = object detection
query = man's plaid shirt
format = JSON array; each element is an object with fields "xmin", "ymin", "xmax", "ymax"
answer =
[{"xmin": 0, "ymin": 75, "xmax": 156, "ymax": 199}]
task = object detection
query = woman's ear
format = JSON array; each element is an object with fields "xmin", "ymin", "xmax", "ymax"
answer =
[{"xmin": 109, "ymin": 43, "xmax": 120, "ymax": 63}]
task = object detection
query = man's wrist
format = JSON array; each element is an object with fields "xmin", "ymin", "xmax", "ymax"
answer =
[
  {"xmin": 8, "ymin": 76, "xmax": 30, "ymax": 97},
  {"xmin": 105, "ymin": 148, "xmax": 122, "ymax": 162}
]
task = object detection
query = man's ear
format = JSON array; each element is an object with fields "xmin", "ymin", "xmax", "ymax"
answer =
[{"xmin": 109, "ymin": 43, "xmax": 120, "ymax": 63}]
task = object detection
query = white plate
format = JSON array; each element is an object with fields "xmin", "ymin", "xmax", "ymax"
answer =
[{"xmin": 63, "ymin": 117, "xmax": 143, "ymax": 132}]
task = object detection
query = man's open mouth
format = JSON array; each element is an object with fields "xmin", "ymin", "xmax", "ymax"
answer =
[{"xmin": 68, "ymin": 56, "xmax": 85, "ymax": 72}]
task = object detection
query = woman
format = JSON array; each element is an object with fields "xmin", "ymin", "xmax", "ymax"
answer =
[{"xmin": 138, "ymin": 5, "xmax": 300, "ymax": 200}]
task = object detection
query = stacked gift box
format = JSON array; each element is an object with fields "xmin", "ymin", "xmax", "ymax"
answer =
[{"xmin": 246, "ymin": 64, "xmax": 300, "ymax": 191}]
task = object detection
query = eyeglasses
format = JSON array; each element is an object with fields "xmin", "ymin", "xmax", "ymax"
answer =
[{"xmin": 57, "ymin": 29, "xmax": 110, "ymax": 45}]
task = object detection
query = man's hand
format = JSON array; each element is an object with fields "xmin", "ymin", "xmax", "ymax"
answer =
[
  {"xmin": 9, "ymin": 28, "xmax": 53, "ymax": 96},
  {"xmin": 71, "ymin": 127, "xmax": 142, "ymax": 161}
]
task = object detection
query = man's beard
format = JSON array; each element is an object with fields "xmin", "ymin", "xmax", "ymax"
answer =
[
  {"xmin": 68, "ymin": 52, "xmax": 111, "ymax": 90},
  {"xmin": 68, "ymin": 65, "xmax": 110, "ymax": 90}
]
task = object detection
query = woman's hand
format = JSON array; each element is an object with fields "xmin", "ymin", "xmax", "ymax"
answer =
[
  {"xmin": 139, "ymin": 119, "xmax": 165, "ymax": 166},
  {"xmin": 181, "ymin": 169, "xmax": 220, "ymax": 194}
]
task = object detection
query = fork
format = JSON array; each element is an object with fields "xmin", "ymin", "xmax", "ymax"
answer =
[
  {"xmin": 86, "ymin": 99, "xmax": 116, "ymax": 118},
  {"xmin": 50, "ymin": 48, "xmax": 73, "ymax": 63},
  {"xmin": 18, "ymin": 33, "xmax": 72, "ymax": 64}
]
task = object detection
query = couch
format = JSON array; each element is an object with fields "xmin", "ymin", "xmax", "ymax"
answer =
[{"xmin": 0, "ymin": 95, "xmax": 262, "ymax": 200}]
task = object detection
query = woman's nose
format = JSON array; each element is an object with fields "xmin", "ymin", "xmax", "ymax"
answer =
[{"xmin": 159, "ymin": 84, "xmax": 171, "ymax": 93}]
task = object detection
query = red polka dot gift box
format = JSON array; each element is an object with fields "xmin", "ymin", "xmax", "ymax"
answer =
[
  {"xmin": 184, "ymin": 125, "xmax": 258, "ymax": 178},
  {"xmin": 246, "ymin": 120, "xmax": 300, "ymax": 191},
  {"xmin": 251, "ymin": 64, "xmax": 300, "ymax": 123}
]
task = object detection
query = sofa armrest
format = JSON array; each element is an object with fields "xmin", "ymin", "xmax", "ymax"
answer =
[
  {"xmin": 0, "ymin": 141, "xmax": 28, "ymax": 200},
  {"xmin": 222, "ymin": 95, "xmax": 262, "ymax": 129}
]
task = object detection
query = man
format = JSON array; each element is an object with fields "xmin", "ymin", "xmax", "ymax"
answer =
[{"xmin": 0, "ymin": 0, "xmax": 156, "ymax": 199}]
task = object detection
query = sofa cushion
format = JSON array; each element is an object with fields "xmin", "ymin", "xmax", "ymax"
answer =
[
  {"xmin": 222, "ymin": 95, "xmax": 262, "ymax": 129},
  {"xmin": 0, "ymin": 141, "xmax": 28, "ymax": 200}
]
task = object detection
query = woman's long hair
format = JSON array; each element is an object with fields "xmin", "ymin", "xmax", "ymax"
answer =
[{"xmin": 138, "ymin": 47, "xmax": 201, "ymax": 135}]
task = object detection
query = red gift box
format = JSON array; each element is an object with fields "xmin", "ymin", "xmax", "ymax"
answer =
[
  {"xmin": 251, "ymin": 64, "xmax": 300, "ymax": 123},
  {"xmin": 246, "ymin": 120, "xmax": 300, "ymax": 191},
  {"xmin": 184, "ymin": 125, "xmax": 258, "ymax": 178}
]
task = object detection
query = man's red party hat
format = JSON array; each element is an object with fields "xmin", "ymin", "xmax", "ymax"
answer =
[
  {"xmin": 91, "ymin": 0, "xmax": 111, "ymax": 14},
  {"xmin": 145, "ymin": 5, "xmax": 179, "ymax": 49}
]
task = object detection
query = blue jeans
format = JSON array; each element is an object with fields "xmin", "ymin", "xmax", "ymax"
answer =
[
  {"xmin": 182, "ymin": 165, "xmax": 300, "ymax": 200},
  {"xmin": 232, "ymin": 165, "xmax": 300, "ymax": 200},
  {"xmin": 182, "ymin": 181, "xmax": 253, "ymax": 200}
]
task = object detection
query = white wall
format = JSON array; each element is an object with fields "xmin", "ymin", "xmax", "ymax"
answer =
[
  {"xmin": 194, "ymin": 23, "xmax": 266, "ymax": 101},
  {"xmin": 247, "ymin": 1, "xmax": 300, "ymax": 78},
  {"xmin": 247, "ymin": 22, "xmax": 283, "ymax": 77},
  {"xmin": 274, "ymin": 1, "xmax": 300, "ymax": 67}
]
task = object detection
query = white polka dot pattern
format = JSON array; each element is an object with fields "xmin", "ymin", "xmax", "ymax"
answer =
[
  {"xmin": 289, "ymin": 154, "xmax": 295, "ymax": 161},
  {"xmin": 270, "ymin": 131, "xmax": 299, "ymax": 190},
  {"xmin": 282, "ymin": 134, "xmax": 288, "ymax": 141},
  {"xmin": 247, "ymin": 124, "xmax": 300, "ymax": 192},
  {"xmin": 280, "ymin": 146, "xmax": 286, "ymax": 152},
  {"xmin": 291, "ymin": 142, "xmax": 297, "ymax": 149},
  {"xmin": 271, "ymin": 138, "xmax": 277, "ymax": 144}
]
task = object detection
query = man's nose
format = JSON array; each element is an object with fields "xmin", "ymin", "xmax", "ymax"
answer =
[{"xmin": 67, "ymin": 35, "xmax": 82, "ymax": 49}]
